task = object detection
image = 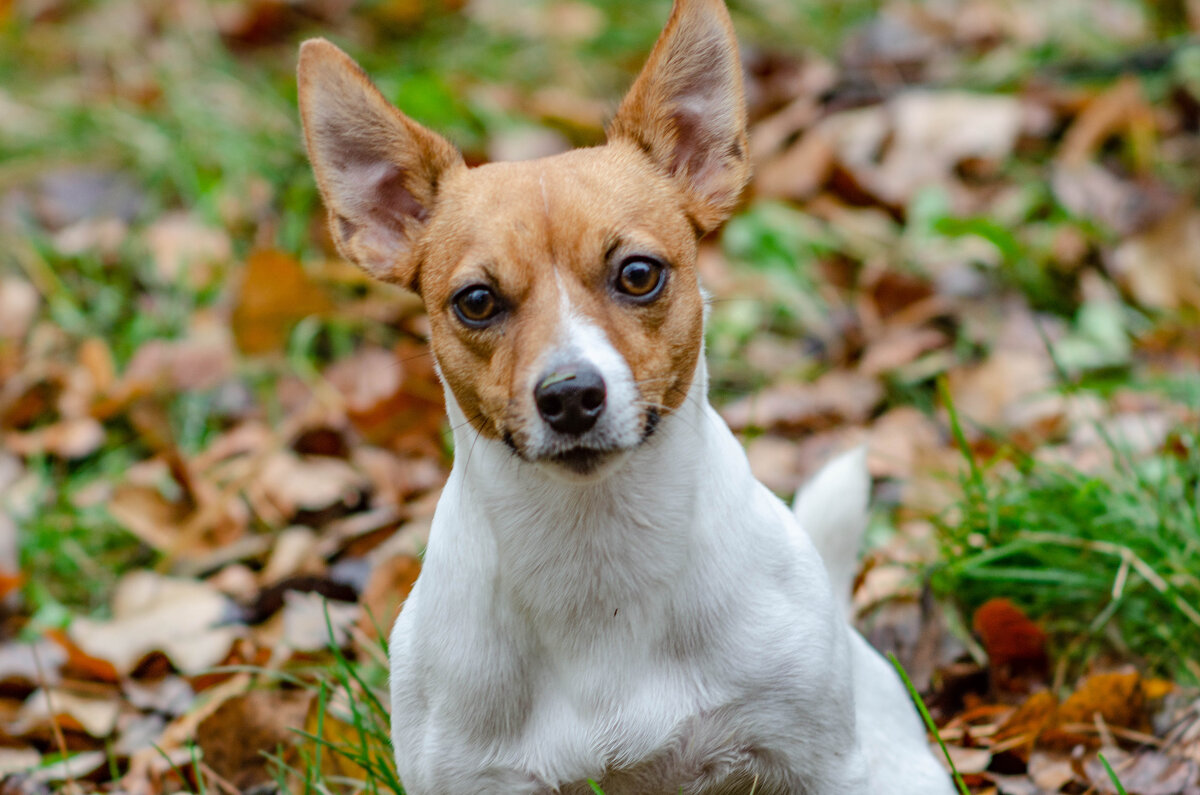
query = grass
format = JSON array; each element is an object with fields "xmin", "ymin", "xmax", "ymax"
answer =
[{"xmin": 933, "ymin": 381, "xmax": 1200, "ymax": 685}]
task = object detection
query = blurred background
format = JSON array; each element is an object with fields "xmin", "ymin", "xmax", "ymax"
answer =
[{"xmin": 1, "ymin": 0, "xmax": 1200, "ymax": 792}]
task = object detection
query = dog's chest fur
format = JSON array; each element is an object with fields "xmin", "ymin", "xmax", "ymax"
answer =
[{"xmin": 388, "ymin": 384, "xmax": 861, "ymax": 793}]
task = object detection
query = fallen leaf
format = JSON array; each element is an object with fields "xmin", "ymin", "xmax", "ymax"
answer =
[
  {"xmin": 0, "ymin": 278, "xmax": 38, "ymax": 341},
  {"xmin": 858, "ymin": 326, "xmax": 948, "ymax": 376},
  {"xmin": 823, "ymin": 91, "xmax": 1021, "ymax": 208},
  {"xmin": 357, "ymin": 554, "xmax": 422, "ymax": 636},
  {"xmin": 143, "ymin": 211, "xmax": 232, "ymax": 286},
  {"xmin": 943, "ymin": 745, "xmax": 993, "ymax": 774},
  {"xmin": 945, "ymin": 350, "xmax": 1054, "ymax": 437},
  {"xmin": 301, "ymin": 686, "xmax": 375, "ymax": 784},
  {"xmin": 3, "ymin": 417, "xmax": 105, "ymax": 460},
  {"xmin": 1051, "ymin": 161, "xmax": 1175, "ymax": 236},
  {"xmin": 994, "ymin": 690, "xmax": 1058, "ymax": 759},
  {"xmin": 14, "ymin": 688, "xmax": 121, "ymax": 738},
  {"xmin": 195, "ymin": 688, "xmax": 314, "ymax": 791},
  {"xmin": 1083, "ymin": 748, "xmax": 1199, "ymax": 795},
  {"xmin": 1042, "ymin": 670, "xmax": 1148, "ymax": 749},
  {"xmin": 257, "ymin": 450, "xmax": 369, "ymax": 517},
  {"xmin": 28, "ymin": 751, "xmax": 106, "ymax": 784},
  {"xmin": 278, "ymin": 591, "xmax": 360, "ymax": 653},
  {"xmin": 0, "ymin": 641, "xmax": 64, "ymax": 689},
  {"xmin": 972, "ymin": 598, "xmax": 1048, "ymax": 692},
  {"xmin": 1026, "ymin": 751, "xmax": 1078, "ymax": 791},
  {"xmin": 866, "ymin": 406, "xmax": 944, "ymax": 480},
  {"xmin": 1059, "ymin": 77, "xmax": 1150, "ymax": 166},
  {"xmin": 118, "ymin": 326, "xmax": 237, "ymax": 394},
  {"xmin": 0, "ymin": 748, "xmax": 40, "ymax": 777},
  {"xmin": 722, "ymin": 370, "xmax": 883, "ymax": 433},
  {"xmin": 231, "ymin": 249, "xmax": 332, "ymax": 355},
  {"xmin": 1110, "ymin": 205, "xmax": 1200, "ymax": 311},
  {"xmin": 68, "ymin": 572, "xmax": 241, "ymax": 675}
]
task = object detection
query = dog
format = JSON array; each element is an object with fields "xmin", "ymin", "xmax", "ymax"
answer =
[{"xmin": 298, "ymin": 0, "xmax": 956, "ymax": 791}]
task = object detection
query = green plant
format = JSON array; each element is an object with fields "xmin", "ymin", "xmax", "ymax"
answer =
[{"xmin": 933, "ymin": 382, "xmax": 1200, "ymax": 684}]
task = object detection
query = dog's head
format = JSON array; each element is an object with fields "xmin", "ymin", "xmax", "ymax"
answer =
[{"xmin": 298, "ymin": 0, "xmax": 749, "ymax": 480}]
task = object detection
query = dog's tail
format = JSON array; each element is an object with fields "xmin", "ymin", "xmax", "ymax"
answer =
[{"xmin": 792, "ymin": 446, "xmax": 870, "ymax": 614}]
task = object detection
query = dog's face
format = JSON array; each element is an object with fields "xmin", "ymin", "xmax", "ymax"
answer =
[{"xmin": 299, "ymin": 0, "xmax": 749, "ymax": 480}]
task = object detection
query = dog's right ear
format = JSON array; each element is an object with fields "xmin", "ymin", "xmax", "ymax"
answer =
[{"xmin": 298, "ymin": 39, "xmax": 463, "ymax": 291}]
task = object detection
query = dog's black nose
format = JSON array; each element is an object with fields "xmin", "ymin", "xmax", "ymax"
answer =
[{"xmin": 535, "ymin": 365, "xmax": 606, "ymax": 436}]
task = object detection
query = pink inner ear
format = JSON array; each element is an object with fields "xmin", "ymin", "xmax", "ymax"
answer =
[
  {"xmin": 364, "ymin": 161, "xmax": 429, "ymax": 228},
  {"xmin": 338, "ymin": 153, "xmax": 429, "ymax": 229}
]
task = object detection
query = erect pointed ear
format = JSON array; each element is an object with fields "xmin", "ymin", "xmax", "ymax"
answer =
[
  {"xmin": 608, "ymin": 0, "xmax": 749, "ymax": 234},
  {"xmin": 298, "ymin": 39, "xmax": 463, "ymax": 290}
]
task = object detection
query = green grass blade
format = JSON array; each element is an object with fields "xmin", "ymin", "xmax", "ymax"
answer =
[{"xmin": 888, "ymin": 653, "xmax": 971, "ymax": 795}]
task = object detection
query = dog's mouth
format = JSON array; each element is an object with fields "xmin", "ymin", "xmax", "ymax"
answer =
[
  {"xmin": 549, "ymin": 446, "xmax": 613, "ymax": 476},
  {"xmin": 502, "ymin": 408, "xmax": 660, "ymax": 479}
]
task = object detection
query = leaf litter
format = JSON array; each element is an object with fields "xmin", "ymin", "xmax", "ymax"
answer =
[{"xmin": 2, "ymin": 0, "xmax": 1200, "ymax": 792}]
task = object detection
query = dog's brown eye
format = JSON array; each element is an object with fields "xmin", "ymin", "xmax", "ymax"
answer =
[
  {"xmin": 615, "ymin": 257, "xmax": 665, "ymax": 301},
  {"xmin": 453, "ymin": 286, "xmax": 502, "ymax": 326}
]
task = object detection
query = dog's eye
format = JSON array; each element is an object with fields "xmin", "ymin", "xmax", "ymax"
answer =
[
  {"xmin": 615, "ymin": 257, "xmax": 665, "ymax": 301},
  {"xmin": 453, "ymin": 286, "xmax": 503, "ymax": 326}
]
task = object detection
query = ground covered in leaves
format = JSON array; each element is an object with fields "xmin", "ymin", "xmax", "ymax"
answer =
[{"xmin": 2, "ymin": 0, "xmax": 1200, "ymax": 793}]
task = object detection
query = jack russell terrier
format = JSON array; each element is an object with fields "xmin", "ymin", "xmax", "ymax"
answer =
[{"xmin": 298, "ymin": 0, "xmax": 956, "ymax": 791}]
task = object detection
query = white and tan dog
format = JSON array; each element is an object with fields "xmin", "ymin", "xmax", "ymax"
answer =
[{"xmin": 298, "ymin": 1, "xmax": 956, "ymax": 791}]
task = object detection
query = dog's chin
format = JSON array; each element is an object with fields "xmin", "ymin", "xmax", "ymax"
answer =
[{"xmin": 535, "ymin": 446, "xmax": 633, "ymax": 483}]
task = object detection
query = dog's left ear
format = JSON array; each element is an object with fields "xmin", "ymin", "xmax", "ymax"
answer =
[{"xmin": 609, "ymin": 0, "xmax": 750, "ymax": 234}]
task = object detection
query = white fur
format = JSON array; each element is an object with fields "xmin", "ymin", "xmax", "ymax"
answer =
[{"xmin": 389, "ymin": 353, "xmax": 955, "ymax": 793}]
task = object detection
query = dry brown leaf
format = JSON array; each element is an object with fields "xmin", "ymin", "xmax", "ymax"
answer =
[
  {"xmin": 1026, "ymin": 751, "xmax": 1078, "ymax": 791},
  {"xmin": 945, "ymin": 350, "xmax": 1054, "ymax": 436},
  {"xmin": 943, "ymin": 745, "xmax": 993, "ymax": 774},
  {"xmin": 0, "ymin": 278, "xmax": 38, "ymax": 341},
  {"xmin": 1042, "ymin": 670, "xmax": 1148, "ymax": 750},
  {"xmin": 260, "ymin": 525, "xmax": 321, "ymax": 584},
  {"xmin": 257, "ymin": 450, "xmax": 368, "ymax": 516},
  {"xmin": 118, "ymin": 325, "xmax": 236, "ymax": 396},
  {"xmin": 3, "ymin": 417, "xmax": 105, "ymax": 460},
  {"xmin": 0, "ymin": 748, "xmax": 41, "ymax": 777},
  {"xmin": 858, "ymin": 326, "xmax": 948, "ymax": 377},
  {"xmin": 336, "ymin": 340, "xmax": 446, "ymax": 457},
  {"xmin": 69, "ymin": 572, "xmax": 241, "ymax": 675},
  {"xmin": 28, "ymin": 751, "xmax": 106, "ymax": 784},
  {"xmin": 744, "ymin": 435, "xmax": 806, "ymax": 496},
  {"xmin": 0, "ymin": 640, "xmax": 64, "ymax": 689},
  {"xmin": 108, "ymin": 454, "xmax": 249, "ymax": 557},
  {"xmin": 195, "ymin": 688, "xmax": 314, "ymax": 792},
  {"xmin": 973, "ymin": 598, "xmax": 1048, "ymax": 692},
  {"xmin": 1058, "ymin": 77, "xmax": 1151, "ymax": 168},
  {"xmin": 1083, "ymin": 748, "xmax": 1199, "ymax": 795},
  {"xmin": 821, "ymin": 91, "xmax": 1021, "ymax": 207},
  {"xmin": 722, "ymin": 370, "xmax": 883, "ymax": 433},
  {"xmin": 358, "ymin": 554, "xmax": 421, "ymax": 636},
  {"xmin": 994, "ymin": 690, "xmax": 1058, "ymax": 760},
  {"xmin": 324, "ymin": 346, "xmax": 403, "ymax": 415},
  {"xmin": 1110, "ymin": 205, "xmax": 1200, "ymax": 311},
  {"xmin": 301, "ymin": 688, "xmax": 372, "ymax": 784},
  {"xmin": 866, "ymin": 406, "xmax": 944, "ymax": 480},
  {"xmin": 143, "ymin": 211, "xmax": 232, "ymax": 285},
  {"xmin": 754, "ymin": 128, "xmax": 835, "ymax": 202},
  {"xmin": 1051, "ymin": 162, "xmax": 1175, "ymax": 236},
  {"xmin": 278, "ymin": 591, "xmax": 360, "ymax": 653},
  {"xmin": 232, "ymin": 249, "xmax": 332, "ymax": 355},
  {"xmin": 14, "ymin": 688, "xmax": 121, "ymax": 738}
]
